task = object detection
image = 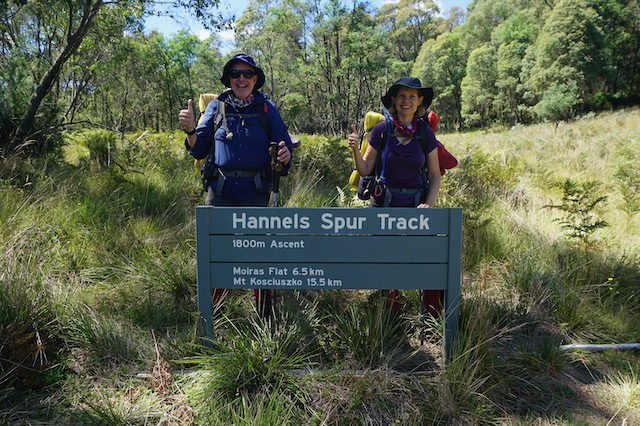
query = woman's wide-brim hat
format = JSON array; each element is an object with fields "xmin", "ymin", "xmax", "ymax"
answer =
[
  {"xmin": 381, "ymin": 76, "xmax": 434, "ymax": 110},
  {"xmin": 220, "ymin": 52, "xmax": 265, "ymax": 90}
]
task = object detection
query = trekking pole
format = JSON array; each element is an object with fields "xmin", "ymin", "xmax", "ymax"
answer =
[
  {"xmin": 255, "ymin": 141, "xmax": 284, "ymax": 319},
  {"xmin": 269, "ymin": 141, "xmax": 283, "ymax": 207}
]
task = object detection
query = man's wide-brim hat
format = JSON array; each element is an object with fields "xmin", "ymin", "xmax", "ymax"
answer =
[
  {"xmin": 381, "ymin": 76, "xmax": 434, "ymax": 110},
  {"xmin": 220, "ymin": 52, "xmax": 265, "ymax": 90}
]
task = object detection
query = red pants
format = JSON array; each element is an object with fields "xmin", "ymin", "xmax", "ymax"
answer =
[{"xmin": 385, "ymin": 289, "xmax": 442, "ymax": 318}]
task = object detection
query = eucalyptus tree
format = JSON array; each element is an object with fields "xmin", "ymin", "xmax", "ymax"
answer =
[
  {"xmin": 299, "ymin": 0, "xmax": 387, "ymax": 135},
  {"xmin": 234, "ymin": 0, "xmax": 310, "ymax": 130},
  {"xmin": 413, "ymin": 30, "xmax": 466, "ymax": 131},
  {"xmin": 457, "ymin": 0, "xmax": 521, "ymax": 53},
  {"xmin": 376, "ymin": 0, "xmax": 442, "ymax": 67},
  {"xmin": 190, "ymin": 35, "xmax": 225, "ymax": 98},
  {"xmin": 526, "ymin": 0, "xmax": 605, "ymax": 123},
  {"xmin": 592, "ymin": 0, "xmax": 640, "ymax": 108},
  {"xmin": 461, "ymin": 42, "xmax": 497, "ymax": 128},
  {"xmin": 1, "ymin": 0, "xmax": 224, "ymax": 155},
  {"xmin": 90, "ymin": 32, "xmax": 175, "ymax": 132},
  {"xmin": 492, "ymin": 11, "xmax": 540, "ymax": 125}
]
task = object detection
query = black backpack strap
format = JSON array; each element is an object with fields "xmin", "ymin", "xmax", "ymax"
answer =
[
  {"xmin": 415, "ymin": 118, "xmax": 429, "ymax": 155},
  {"xmin": 257, "ymin": 103, "xmax": 271, "ymax": 140}
]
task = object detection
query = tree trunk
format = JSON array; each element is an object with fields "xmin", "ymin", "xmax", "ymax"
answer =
[{"xmin": 8, "ymin": 0, "xmax": 103, "ymax": 154}]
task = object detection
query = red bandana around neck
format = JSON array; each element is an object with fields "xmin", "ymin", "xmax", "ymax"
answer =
[{"xmin": 393, "ymin": 115, "xmax": 418, "ymax": 137}]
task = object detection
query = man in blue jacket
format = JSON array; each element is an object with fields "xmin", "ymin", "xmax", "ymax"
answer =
[{"xmin": 179, "ymin": 53, "xmax": 293, "ymax": 316}]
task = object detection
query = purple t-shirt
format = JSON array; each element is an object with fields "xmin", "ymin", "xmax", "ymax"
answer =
[{"xmin": 368, "ymin": 120, "xmax": 438, "ymax": 206}]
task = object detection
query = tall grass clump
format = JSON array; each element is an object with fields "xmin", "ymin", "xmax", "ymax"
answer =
[
  {"xmin": 0, "ymin": 193, "xmax": 64, "ymax": 389},
  {"xmin": 593, "ymin": 362, "xmax": 640, "ymax": 423},
  {"xmin": 0, "ymin": 271, "xmax": 59, "ymax": 388},
  {"xmin": 434, "ymin": 292, "xmax": 512, "ymax": 422},
  {"xmin": 320, "ymin": 295, "xmax": 411, "ymax": 369},
  {"xmin": 65, "ymin": 307, "xmax": 145, "ymax": 364},
  {"xmin": 185, "ymin": 312, "xmax": 312, "ymax": 423}
]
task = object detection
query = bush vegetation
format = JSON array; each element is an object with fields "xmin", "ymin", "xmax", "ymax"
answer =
[{"xmin": 1, "ymin": 109, "xmax": 639, "ymax": 424}]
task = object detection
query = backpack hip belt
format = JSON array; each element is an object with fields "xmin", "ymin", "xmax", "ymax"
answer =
[
  {"xmin": 384, "ymin": 186, "xmax": 424, "ymax": 207},
  {"xmin": 215, "ymin": 168, "xmax": 265, "ymax": 195}
]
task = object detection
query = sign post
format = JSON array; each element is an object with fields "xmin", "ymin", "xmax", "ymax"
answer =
[{"xmin": 196, "ymin": 207, "xmax": 462, "ymax": 363}]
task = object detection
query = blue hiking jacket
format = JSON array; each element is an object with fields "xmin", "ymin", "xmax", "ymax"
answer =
[{"xmin": 186, "ymin": 90, "xmax": 292, "ymax": 200}]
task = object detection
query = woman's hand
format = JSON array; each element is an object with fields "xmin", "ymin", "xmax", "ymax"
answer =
[
  {"xmin": 347, "ymin": 124, "xmax": 359, "ymax": 152},
  {"xmin": 348, "ymin": 124, "xmax": 377, "ymax": 177}
]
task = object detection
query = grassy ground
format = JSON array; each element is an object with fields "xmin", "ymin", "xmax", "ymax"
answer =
[{"xmin": 1, "ymin": 109, "xmax": 639, "ymax": 425}]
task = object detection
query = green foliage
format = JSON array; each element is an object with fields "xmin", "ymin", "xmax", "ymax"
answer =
[
  {"xmin": 494, "ymin": 11, "xmax": 540, "ymax": 125},
  {"xmin": 614, "ymin": 164, "xmax": 640, "ymax": 218},
  {"xmin": 322, "ymin": 296, "xmax": 410, "ymax": 368},
  {"xmin": 461, "ymin": 43, "xmax": 498, "ymax": 128},
  {"xmin": 376, "ymin": 0, "xmax": 441, "ymax": 63},
  {"xmin": 526, "ymin": 0, "xmax": 605, "ymax": 121},
  {"xmin": 532, "ymin": 78, "xmax": 581, "ymax": 124},
  {"xmin": 546, "ymin": 178, "xmax": 608, "ymax": 251},
  {"xmin": 413, "ymin": 30, "xmax": 466, "ymax": 131},
  {"xmin": 3, "ymin": 0, "xmax": 640, "ymax": 153},
  {"xmin": 3, "ymin": 103, "xmax": 640, "ymax": 424}
]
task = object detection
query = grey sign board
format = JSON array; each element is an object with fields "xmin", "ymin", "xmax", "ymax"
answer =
[{"xmin": 195, "ymin": 206, "xmax": 462, "ymax": 361}]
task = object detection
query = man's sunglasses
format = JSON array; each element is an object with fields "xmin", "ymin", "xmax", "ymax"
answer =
[{"xmin": 229, "ymin": 69, "xmax": 256, "ymax": 79}]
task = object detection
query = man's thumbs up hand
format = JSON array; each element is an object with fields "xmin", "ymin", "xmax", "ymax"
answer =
[{"xmin": 179, "ymin": 99, "xmax": 196, "ymax": 133}]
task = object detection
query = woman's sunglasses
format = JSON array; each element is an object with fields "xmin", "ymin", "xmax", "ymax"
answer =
[{"xmin": 229, "ymin": 69, "xmax": 256, "ymax": 79}]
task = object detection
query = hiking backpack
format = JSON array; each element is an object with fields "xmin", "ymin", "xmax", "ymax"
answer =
[{"xmin": 348, "ymin": 111, "xmax": 458, "ymax": 194}]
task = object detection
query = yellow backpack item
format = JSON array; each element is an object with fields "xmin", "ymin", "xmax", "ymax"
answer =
[{"xmin": 348, "ymin": 111, "xmax": 385, "ymax": 190}]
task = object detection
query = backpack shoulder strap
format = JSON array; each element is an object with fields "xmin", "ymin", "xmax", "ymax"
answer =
[
  {"xmin": 212, "ymin": 99, "xmax": 225, "ymax": 134},
  {"xmin": 376, "ymin": 116, "xmax": 393, "ymax": 181},
  {"xmin": 415, "ymin": 118, "xmax": 429, "ymax": 157},
  {"xmin": 256, "ymin": 102, "xmax": 272, "ymax": 140}
]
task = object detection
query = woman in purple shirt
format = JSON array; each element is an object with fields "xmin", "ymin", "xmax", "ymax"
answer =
[
  {"xmin": 348, "ymin": 76, "xmax": 440, "ymax": 208},
  {"xmin": 348, "ymin": 76, "xmax": 441, "ymax": 311}
]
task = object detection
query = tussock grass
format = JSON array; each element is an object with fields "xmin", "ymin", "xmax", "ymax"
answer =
[{"xmin": 2, "ymin": 111, "xmax": 640, "ymax": 424}]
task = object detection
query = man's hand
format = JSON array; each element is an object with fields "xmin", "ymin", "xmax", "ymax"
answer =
[
  {"xmin": 179, "ymin": 99, "xmax": 196, "ymax": 133},
  {"xmin": 270, "ymin": 141, "xmax": 291, "ymax": 165}
]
